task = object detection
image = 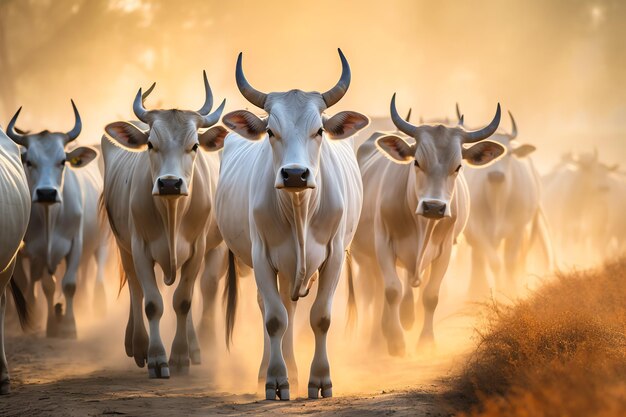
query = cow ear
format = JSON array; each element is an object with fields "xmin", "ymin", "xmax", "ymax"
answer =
[
  {"xmin": 221, "ymin": 110, "xmax": 267, "ymax": 140},
  {"xmin": 199, "ymin": 126, "xmax": 228, "ymax": 152},
  {"xmin": 375, "ymin": 135, "xmax": 415, "ymax": 164},
  {"xmin": 463, "ymin": 140, "xmax": 506, "ymax": 167},
  {"xmin": 512, "ymin": 144, "xmax": 536, "ymax": 158},
  {"xmin": 104, "ymin": 121, "xmax": 149, "ymax": 149},
  {"xmin": 323, "ymin": 111, "xmax": 370, "ymax": 140},
  {"xmin": 66, "ymin": 146, "xmax": 97, "ymax": 168}
]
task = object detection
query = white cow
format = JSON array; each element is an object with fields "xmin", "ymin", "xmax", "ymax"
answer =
[
  {"xmin": 0, "ymin": 127, "xmax": 30, "ymax": 394},
  {"xmin": 7, "ymin": 102, "xmax": 101, "ymax": 338},
  {"xmin": 460, "ymin": 108, "xmax": 552, "ymax": 298},
  {"xmin": 101, "ymin": 73, "xmax": 228, "ymax": 378},
  {"xmin": 216, "ymin": 49, "xmax": 368, "ymax": 400},
  {"xmin": 543, "ymin": 151, "xmax": 619, "ymax": 267},
  {"xmin": 351, "ymin": 95, "xmax": 504, "ymax": 356}
]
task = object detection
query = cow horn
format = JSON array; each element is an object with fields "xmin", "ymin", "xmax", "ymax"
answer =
[
  {"xmin": 197, "ymin": 70, "xmax": 214, "ymax": 115},
  {"xmin": 142, "ymin": 82, "xmax": 156, "ymax": 103},
  {"xmin": 390, "ymin": 93, "xmax": 418, "ymax": 137},
  {"xmin": 406, "ymin": 108, "xmax": 412, "ymax": 123},
  {"xmin": 199, "ymin": 99, "xmax": 226, "ymax": 128},
  {"xmin": 235, "ymin": 52, "xmax": 267, "ymax": 109},
  {"xmin": 65, "ymin": 99, "xmax": 82, "ymax": 142},
  {"xmin": 463, "ymin": 103, "xmax": 501, "ymax": 143},
  {"xmin": 508, "ymin": 110, "xmax": 517, "ymax": 139},
  {"xmin": 133, "ymin": 86, "xmax": 152, "ymax": 123},
  {"xmin": 7, "ymin": 106, "xmax": 27, "ymax": 146},
  {"xmin": 456, "ymin": 103, "xmax": 463, "ymax": 125},
  {"xmin": 321, "ymin": 48, "xmax": 351, "ymax": 108}
]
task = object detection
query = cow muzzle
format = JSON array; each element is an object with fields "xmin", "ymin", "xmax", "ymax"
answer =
[
  {"xmin": 417, "ymin": 199, "xmax": 449, "ymax": 219},
  {"xmin": 35, "ymin": 188, "xmax": 60, "ymax": 204},
  {"xmin": 154, "ymin": 176, "xmax": 187, "ymax": 197},
  {"xmin": 487, "ymin": 171, "xmax": 506, "ymax": 184},
  {"xmin": 275, "ymin": 165, "xmax": 316, "ymax": 191}
]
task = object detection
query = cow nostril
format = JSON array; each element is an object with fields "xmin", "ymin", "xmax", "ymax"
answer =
[
  {"xmin": 301, "ymin": 169, "xmax": 309, "ymax": 181},
  {"xmin": 157, "ymin": 178, "xmax": 165, "ymax": 188},
  {"xmin": 175, "ymin": 179, "xmax": 182, "ymax": 189},
  {"xmin": 281, "ymin": 169, "xmax": 289, "ymax": 180}
]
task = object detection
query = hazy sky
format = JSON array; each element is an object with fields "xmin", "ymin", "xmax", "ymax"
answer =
[{"xmin": 1, "ymin": 0, "xmax": 624, "ymax": 170}]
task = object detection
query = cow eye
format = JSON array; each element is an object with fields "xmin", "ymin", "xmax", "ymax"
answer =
[
  {"xmin": 60, "ymin": 159, "xmax": 66, "ymax": 166},
  {"xmin": 26, "ymin": 160, "xmax": 32, "ymax": 167},
  {"xmin": 455, "ymin": 164, "xmax": 462, "ymax": 173},
  {"xmin": 317, "ymin": 128, "xmax": 324, "ymax": 137},
  {"xmin": 147, "ymin": 141, "xmax": 154, "ymax": 150},
  {"xmin": 267, "ymin": 129, "xmax": 274, "ymax": 138},
  {"xmin": 191, "ymin": 143, "xmax": 199, "ymax": 152},
  {"xmin": 414, "ymin": 160, "xmax": 420, "ymax": 168}
]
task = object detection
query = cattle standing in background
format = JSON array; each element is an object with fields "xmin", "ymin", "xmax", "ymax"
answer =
[
  {"xmin": 7, "ymin": 102, "xmax": 100, "ymax": 338},
  {"xmin": 350, "ymin": 96, "xmax": 504, "ymax": 356},
  {"xmin": 101, "ymin": 73, "xmax": 228, "ymax": 378},
  {"xmin": 0, "ymin": 127, "xmax": 30, "ymax": 394},
  {"xmin": 543, "ymin": 151, "xmax": 619, "ymax": 267},
  {"xmin": 459, "ymin": 107, "xmax": 553, "ymax": 299},
  {"xmin": 217, "ymin": 49, "xmax": 368, "ymax": 400}
]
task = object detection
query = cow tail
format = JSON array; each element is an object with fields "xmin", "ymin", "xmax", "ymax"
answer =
[
  {"xmin": 9, "ymin": 276, "xmax": 31, "ymax": 331},
  {"xmin": 345, "ymin": 247, "xmax": 358, "ymax": 334},
  {"xmin": 224, "ymin": 250, "xmax": 238, "ymax": 350},
  {"xmin": 117, "ymin": 250, "xmax": 127, "ymax": 297}
]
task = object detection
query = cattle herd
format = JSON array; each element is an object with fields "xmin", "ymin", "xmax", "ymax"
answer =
[{"xmin": 0, "ymin": 49, "xmax": 623, "ymax": 400}]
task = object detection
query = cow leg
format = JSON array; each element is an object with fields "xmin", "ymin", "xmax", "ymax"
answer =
[
  {"xmin": 279, "ymin": 274, "xmax": 299, "ymax": 397},
  {"xmin": 186, "ymin": 305, "xmax": 201, "ymax": 366},
  {"xmin": 468, "ymin": 244, "xmax": 489, "ymax": 300},
  {"xmin": 418, "ymin": 246, "xmax": 452, "ymax": 348},
  {"xmin": 131, "ymin": 242, "xmax": 167, "ymax": 378},
  {"xmin": 120, "ymin": 249, "xmax": 148, "ymax": 368},
  {"xmin": 503, "ymin": 235, "xmax": 523, "ymax": 297},
  {"xmin": 253, "ymin": 249, "xmax": 288, "ymax": 401},
  {"xmin": 93, "ymin": 243, "xmax": 109, "ymax": 317},
  {"xmin": 59, "ymin": 237, "xmax": 82, "ymax": 339},
  {"xmin": 308, "ymin": 247, "xmax": 343, "ymax": 399},
  {"xmin": 0, "ymin": 260, "xmax": 16, "ymax": 394},
  {"xmin": 198, "ymin": 246, "xmax": 227, "ymax": 362},
  {"xmin": 41, "ymin": 266, "xmax": 58, "ymax": 338},
  {"xmin": 399, "ymin": 270, "xmax": 415, "ymax": 331},
  {"xmin": 256, "ymin": 290, "xmax": 271, "ymax": 393},
  {"xmin": 27, "ymin": 259, "xmax": 43, "ymax": 324},
  {"xmin": 169, "ymin": 241, "xmax": 205, "ymax": 375},
  {"xmin": 376, "ymin": 242, "xmax": 405, "ymax": 357}
]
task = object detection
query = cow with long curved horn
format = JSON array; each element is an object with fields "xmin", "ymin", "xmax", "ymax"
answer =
[
  {"xmin": 219, "ymin": 48, "xmax": 369, "ymax": 400},
  {"xmin": 349, "ymin": 94, "xmax": 506, "ymax": 357},
  {"xmin": 7, "ymin": 101, "xmax": 103, "ymax": 340},
  {"xmin": 102, "ymin": 71, "xmax": 229, "ymax": 379}
]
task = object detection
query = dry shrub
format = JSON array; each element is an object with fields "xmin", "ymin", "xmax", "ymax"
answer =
[{"xmin": 454, "ymin": 258, "xmax": 626, "ymax": 417}]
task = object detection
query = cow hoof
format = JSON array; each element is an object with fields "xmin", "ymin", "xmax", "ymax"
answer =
[
  {"xmin": 189, "ymin": 348, "xmax": 201, "ymax": 365},
  {"xmin": 417, "ymin": 336, "xmax": 435, "ymax": 354},
  {"xmin": 387, "ymin": 339, "xmax": 406, "ymax": 357},
  {"xmin": 308, "ymin": 381, "xmax": 332, "ymax": 399},
  {"xmin": 59, "ymin": 324, "xmax": 77, "ymax": 339},
  {"xmin": 148, "ymin": 363, "xmax": 170, "ymax": 379},
  {"xmin": 0, "ymin": 379, "xmax": 10, "ymax": 395},
  {"xmin": 265, "ymin": 382, "xmax": 289, "ymax": 401},
  {"xmin": 168, "ymin": 355, "xmax": 190, "ymax": 375}
]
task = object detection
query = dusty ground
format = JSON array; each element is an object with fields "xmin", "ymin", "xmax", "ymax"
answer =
[{"xmin": 1, "ymin": 331, "xmax": 465, "ymax": 416}]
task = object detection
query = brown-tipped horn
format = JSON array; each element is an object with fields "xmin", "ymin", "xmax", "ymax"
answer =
[
  {"xmin": 406, "ymin": 108, "xmax": 412, "ymax": 123},
  {"xmin": 197, "ymin": 70, "xmax": 214, "ymax": 115},
  {"xmin": 199, "ymin": 99, "xmax": 226, "ymax": 128},
  {"xmin": 133, "ymin": 86, "xmax": 151, "ymax": 123},
  {"xmin": 65, "ymin": 99, "xmax": 82, "ymax": 142},
  {"xmin": 235, "ymin": 52, "xmax": 267, "ymax": 109},
  {"xmin": 390, "ymin": 93, "xmax": 417, "ymax": 137},
  {"xmin": 7, "ymin": 107, "xmax": 28, "ymax": 146},
  {"xmin": 508, "ymin": 110, "xmax": 517, "ymax": 139},
  {"xmin": 321, "ymin": 48, "xmax": 351, "ymax": 108},
  {"xmin": 463, "ymin": 103, "xmax": 501, "ymax": 143},
  {"xmin": 456, "ymin": 103, "xmax": 462, "ymax": 123}
]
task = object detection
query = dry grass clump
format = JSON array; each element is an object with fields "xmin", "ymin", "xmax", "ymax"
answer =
[{"xmin": 454, "ymin": 258, "xmax": 626, "ymax": 417}]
